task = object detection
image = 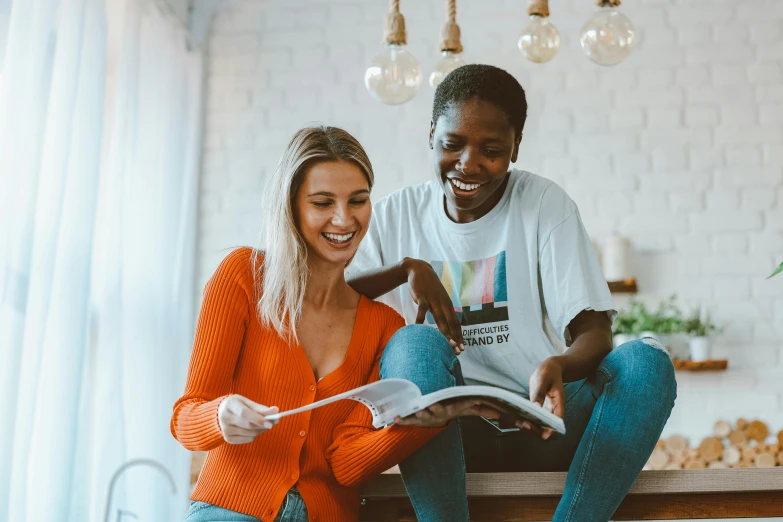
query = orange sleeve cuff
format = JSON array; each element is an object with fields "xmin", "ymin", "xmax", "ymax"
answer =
[{"xmin": 170, "ymin": 395, "xmax": 227, "ymax": 452}]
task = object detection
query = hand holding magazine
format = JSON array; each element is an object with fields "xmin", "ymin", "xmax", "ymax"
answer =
[{"xmin": 265, "ymin": 378, "xmax": 566, "ymax": 434}]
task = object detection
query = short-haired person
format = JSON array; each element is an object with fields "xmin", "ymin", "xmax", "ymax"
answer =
[
  {"xmin": 347, "ymin": 65, "xmax": 677, "ymax": 521},
  {"xmin": 171, "ymin": 126, "xmax": 496, "ymax": 522}
]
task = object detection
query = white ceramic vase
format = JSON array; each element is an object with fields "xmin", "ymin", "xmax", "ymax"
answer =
[
  {"xmin": 689, "ymin": 336, "xmax": 711, "ymax": 362},
  {"xmin": 602, "ymin": 234, "xmax": 632, "ymax": 281}
]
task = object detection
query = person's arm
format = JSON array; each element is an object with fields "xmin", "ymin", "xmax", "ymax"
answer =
[
  {"xmin": 346, "ymin": 257, "xmax": 413, "ymax": 300},
  {"xmin": 170, "ymin": 248, "xmax": 276, "ymax": 451},
  {"xmin": 552, "ymin": 310, "xmax": 613, "ymax": 382},
  {"xmin": 348, "ymin": 258, "xmax": 466, "ymax": 351},
  {"xmin": 326, "ymin": 391, "xmax": 444, "ymax": 487},
  {"xmin": 524, "ymin": 188, "xmax": 616, "ymax": 439},
  {"xmin": 524, "ymin": 310, "xmax": 612, "ymax": 440},
  {"xmin": 347, "ymin": 197, "xmax": 465, "ymax": 350},
  {"xmin": 325, "ymin": 315, "xmax": 443, "ymax": 486},
  {"xmin": 397, "ymin": 313, "xmax": 610, "ymax": 439},
  {"xmin": 326, "ymin": 305, "xmax": 503, "ymax": 486},
  {"xmin": 328, "ymin": 392, "xmax": 501, "ymax": 487}
]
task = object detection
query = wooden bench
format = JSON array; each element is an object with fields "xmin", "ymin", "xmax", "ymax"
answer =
[{"xmin": 359, "ymin": 468, "xmax": 783, "ymax": 520}]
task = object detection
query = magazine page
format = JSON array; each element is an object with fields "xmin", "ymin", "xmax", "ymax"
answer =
[
  {"xmin": 265, "ymin": 378, "xmax": 421, "ymax": 428},
  {"xmin": 352, "ymin": 378, "xmax": 423, "ymax": 428},
  {"xmin": 417, "ymin": 385, "xmax": 566, "ymax": 434}
]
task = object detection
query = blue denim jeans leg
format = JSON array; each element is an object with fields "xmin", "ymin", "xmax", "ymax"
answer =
[
  {"xmin": 380, "ymin": 327, "xmax": 677, "ymax": 522},
  {"xmin": 184, "ymin": 487, "xmax": 307, "ymax": 522},
  {"xmin": 379, "ymin": 325, "xmax": 469, "ymax": 522}
]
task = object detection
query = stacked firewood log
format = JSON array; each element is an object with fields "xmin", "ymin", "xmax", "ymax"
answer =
[{"xmin": 645, "ymin": 418, "xmax": 783, "ymax": 470}]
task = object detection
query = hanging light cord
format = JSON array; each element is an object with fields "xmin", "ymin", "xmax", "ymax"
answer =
[
  {"xmin": 439, "ymin": 0, "xmax": 463, "ymax": 53},
  {"xmin": 527, "ymin": 0, "xmax": 550, "ymax": 17},
  {"xmin": 383, "ymin": 0, "xmax": 407, "ymax": 45}
]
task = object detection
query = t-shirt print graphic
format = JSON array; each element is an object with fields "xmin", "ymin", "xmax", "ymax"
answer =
[{"xmin": 427, "ymin": 251, "xmax": 509, "ymax": 326}]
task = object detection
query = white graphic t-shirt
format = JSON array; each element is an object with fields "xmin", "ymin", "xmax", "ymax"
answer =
[{"xmin": 347, "ymin": 170, "xmax": 616, "ymax": 397}]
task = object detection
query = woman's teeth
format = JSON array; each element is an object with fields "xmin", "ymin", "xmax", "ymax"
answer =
[
  {"xmin": 450, "ymin": 179, "xmax": 481, "ymax": 191},
  {"xmin": 323, "ymin": 232, "xmax": 354, "ymax": 243}
]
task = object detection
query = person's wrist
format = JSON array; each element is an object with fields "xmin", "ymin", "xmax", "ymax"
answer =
[
  {"xmin": 401, "ymin": 257, "xmax": 420, "ymax": 274},
  {"xmin": 544, "ymin": 355, "xmax": 566, "ymax": 375},
  {"xmin": 401, "ymin": 257, "xmax": 428, "ymax": 282},
  {"xmin": 217, "ymin": 396, "xmax": 229, "ymax": 433}
]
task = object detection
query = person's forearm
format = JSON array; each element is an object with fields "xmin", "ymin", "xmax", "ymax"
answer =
[
  {"xmin": 347, "ymin": 257, "xmax": 417, "ymax": 299},
  {"xmin": 327, "ymin": 423, "xmax": 443, "ymax": 487},
  {"xmin": 552, "ymin": 330, "xmax": 612, "ymax": 383}
]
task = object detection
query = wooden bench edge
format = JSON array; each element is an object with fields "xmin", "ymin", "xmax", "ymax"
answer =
[{"xmin": 360, "ymin": 469, "xmax": 783, "ymax": 498}]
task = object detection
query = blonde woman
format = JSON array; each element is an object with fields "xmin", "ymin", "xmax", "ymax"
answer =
[{"xmin": 171, "ymin": 126, "xmax": 494, "ymax": 522}]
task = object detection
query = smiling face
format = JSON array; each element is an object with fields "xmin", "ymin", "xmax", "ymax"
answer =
[
  {"xmin": 429, "ymin": 97, "xmax": 522, "ymax": 223},
  {"xmin": 293, "ymin": 160, "xmax": 372, "ymax": 266}
]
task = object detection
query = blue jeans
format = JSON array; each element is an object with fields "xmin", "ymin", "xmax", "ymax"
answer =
[
  {"xmin": 380, "ymin": 325, "xmax": 677, "ymax": 522},
  {"xmin": 184, "ymin": 488, "xmax": 307, "ymax": 522}
]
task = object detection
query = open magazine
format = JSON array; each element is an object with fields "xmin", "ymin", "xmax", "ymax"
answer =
[{"xmin": 264, "ymin": 378, "xmax": 566, "ymax": 435}]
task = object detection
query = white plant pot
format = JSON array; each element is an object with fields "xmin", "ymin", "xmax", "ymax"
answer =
[
  {"xmin": 689, "ymin": 336, "xmax": 711, "ymax": 362},
  {"xmin": 613, "ymin": 333, "xmax": 636, "ymax": 348}
]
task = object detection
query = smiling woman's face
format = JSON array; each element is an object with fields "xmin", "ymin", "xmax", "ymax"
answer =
[
  {"xmin": 430, "ymin": 97, "xmax": 521, "ymax": 223},
  {"xmin": 294, "ymin": 160, "xmax": 372, "ymax": 266}
]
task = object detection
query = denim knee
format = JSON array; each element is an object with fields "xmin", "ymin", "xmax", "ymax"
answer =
[
  {"xmin": 380, "ymin": 324, "xmax": 458, "ymax": 394},
  {"xmin": 605, "ymin": 338, "xmax": 677, "ymax": 404}
]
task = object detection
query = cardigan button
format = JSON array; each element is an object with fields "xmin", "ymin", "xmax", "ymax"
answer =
[
  {"xmin": 309, "ymin": 384, "xmax": 315, "ymax": 391},
  {"xmin": 291, "ymin": 473, "xmax": 298, "ymax": 480},
  {"xmin": 299, "ymin": 430, "xmax": 306, "ymax": 437}
]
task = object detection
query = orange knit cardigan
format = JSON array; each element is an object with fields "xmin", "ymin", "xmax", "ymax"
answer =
[{"xmin": 171, "ymin": 248, "xmax": 440, "ymax": 521}]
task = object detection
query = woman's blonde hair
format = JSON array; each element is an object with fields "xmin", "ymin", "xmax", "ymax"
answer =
[{"xmin": 254, "ymin": 125, "xmax": 374, "ymax": 341}]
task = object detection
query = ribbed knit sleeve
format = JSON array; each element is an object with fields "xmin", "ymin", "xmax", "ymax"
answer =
[
  {"xmin": 170, "ymin": 248, "xmax": 254, "ymax": 451},
  {"xmin": 326, "ymin": 312, "xmax": 444, "ymax": 487}
]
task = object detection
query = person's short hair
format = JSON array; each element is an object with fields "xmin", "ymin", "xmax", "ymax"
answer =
[{"xmin": 432, "ymin": 64, "xmax": 528, "ymax": 136}]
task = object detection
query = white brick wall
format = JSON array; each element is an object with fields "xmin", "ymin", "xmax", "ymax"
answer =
[{"xmin": 197, "ymin": 0, "xmax": 783, "ymax": 442}]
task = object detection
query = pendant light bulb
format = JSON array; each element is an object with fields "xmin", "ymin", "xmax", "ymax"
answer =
[
  {"xmin": 364, "ymin": 1, "xmax": 422, "ymax": 105},
  {"xmin": 580, "ymin": 4, "xmax": 636, "ymax": 66},
  {"xmin": 429, "ymin": 50, "xmax": 466, "ymax": 88},
  {"xmin": 429, "ymin": 0, "xmax": 467, "ymax": 88},
  {"xmin": 518, "ymin": 14, "xmax": 560, "ymax": 64},
  {"xmin": 365, "ymin": 44, "xmax": 422, "ymax": 105}
]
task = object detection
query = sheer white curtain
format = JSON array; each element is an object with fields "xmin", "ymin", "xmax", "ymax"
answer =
[
  {"xmin": 0, "ymin": 0, "xmax": 202, "ymax": 519},
  {"xmin": 87, "ymin": 0, "xmax": 202, "ymax": 520},
  {"xmin": 0, "ymin": 0, "xmax": 108, "ymax": 520}
]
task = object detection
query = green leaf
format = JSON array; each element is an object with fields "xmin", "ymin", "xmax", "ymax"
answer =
[{"xmin": 769, "ymin": 261, "xmax": 783, "ymax": 279}]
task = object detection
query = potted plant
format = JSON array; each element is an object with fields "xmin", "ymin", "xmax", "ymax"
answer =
[
  {"xmin": 612, "ymin": 299, "xmax": 653, "ymax": 347},
  {"xmin": 627, "ymin": 299, "xmax": 656, "ymax": 338},
  {"xmin": 638, "ymin": 296, "xmax": 687, "ymax": 357},
  {"xmin": 684, "ymin": 310, "xmax": 721, "ymax": 362}
]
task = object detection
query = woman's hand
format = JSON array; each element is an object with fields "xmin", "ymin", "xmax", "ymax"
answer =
[
  {"xmin": 218, "ymin": 395, "xmax": 279, "ymax": 444},
  {"xmin": 394, "ymin": 398, "xmax": 502, "ymax": 428},
  {"xmin": 519, "ymin": 357, "xmax": 566, "ymax": 440},
  {"xmin": 404, "ymin": 258, "xmax": 465, "ymax": 354}
]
